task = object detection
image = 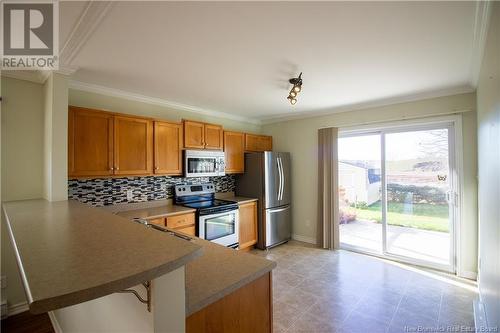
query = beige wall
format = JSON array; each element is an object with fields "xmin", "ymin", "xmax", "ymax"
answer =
[
  {"xmin": 262, "ymin": 92, "xmax": 478, "ymax": 276},
  {"xmin": 1, "ymin": 77, "xmax": 45, "ymax": 306},
  {"xmin": 69, "ymin": 89, "xmax": 261, "ymax": 134},
  {"xmin": 43, "ymin": 73, "xmax": 69, "ymax": 201},
  {"xmin": 476, "ymin": 2, "xmax": 500, "ymax": 329}
]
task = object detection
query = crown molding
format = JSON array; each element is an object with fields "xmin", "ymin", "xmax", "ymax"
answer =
[
  {"xmin": 259, "ymin": 85, "xmax": 475, "ymax": 125},
  {"xmin": 1, "ymin": 66, "xmax": 79, "ymax": 84},
  {"xmin": 469, "ymin": 1, "xmax": 492, "ymax": 87},
  {"xmin": 59, "ymin": 1, "xmax": 114, "ymax": 66},
  {"xmin": 69, "ymin": 80, "xmax": 261, "ymax": 125},
  {"xmin": 1, "ymin": 70, "xmax": 49, "ymax": 84}
]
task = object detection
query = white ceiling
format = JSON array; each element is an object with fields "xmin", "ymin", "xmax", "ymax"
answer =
[{"xmin": 59, "ymin": 1, "xmax": 484, "ymax": 123}]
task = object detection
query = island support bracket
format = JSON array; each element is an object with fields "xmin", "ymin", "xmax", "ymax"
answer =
[{"xmin": 117, "ymin": 281, "xmax": 151, "ymax": 312}]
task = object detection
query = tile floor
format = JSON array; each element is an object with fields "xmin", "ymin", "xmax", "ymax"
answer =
[{"xmin": 252, "ymin": 241, "xmax": 477, "ymax": 333}]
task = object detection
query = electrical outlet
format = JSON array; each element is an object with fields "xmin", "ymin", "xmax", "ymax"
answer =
[
  {"xmin": 126, "ymin": 189, "xmax": 134, "ymax": 201},
  {"xmin": 1, "ymin": 276, "xmax": 6, "ymax": 289}
]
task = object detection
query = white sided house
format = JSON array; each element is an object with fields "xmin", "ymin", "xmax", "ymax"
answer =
[{"xmin": 339, "ymin": 161, "xmax": 381, "ymax": 206}]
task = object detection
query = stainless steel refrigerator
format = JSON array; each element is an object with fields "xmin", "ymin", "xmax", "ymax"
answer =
[{"xmin": 235, "ymin": 152, "xmax": 291, "ymax": 249}]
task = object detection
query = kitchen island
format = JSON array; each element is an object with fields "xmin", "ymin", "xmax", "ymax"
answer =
[
  {"xmin": 3, "ymin": 199, "xmax": 276, "ymax": 332},
  {"xmin": 114, "ymin": 196, "xmax": 276, "ymax": 332}
]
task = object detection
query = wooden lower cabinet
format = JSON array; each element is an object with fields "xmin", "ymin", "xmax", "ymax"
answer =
[
  {"xmin": 166, "ymin": 213, "xmax": 196, "ymax": 236},
  {"xmin": 186, "ymin": 272, "xmax": 272, "ymax": 333},
  {"xmin": 148, "ymin": 218, "xmax": 165, "ymax": 227},
  {"xmin": 238, "ymin": 201, "xmax": 258, "ymax": 250}
]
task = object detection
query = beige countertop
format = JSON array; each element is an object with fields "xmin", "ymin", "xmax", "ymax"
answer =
[
  {"xmin": 116, "ymin": 204, "xmax": 196, "ymax": 220},
  {"xmin": 111, "ymin": 194, "xmax": 258, "ymax": 220},
  {"xmin": 2, "ymin": 199, "xmax": 203, "ymax": 314},
  {"xmin": 184, "ymin": 237, "xmax": 275, "ymax": 316},
  {"xmin": 215, "ymin": 193, "xmax": 258, "ymax": 205}
]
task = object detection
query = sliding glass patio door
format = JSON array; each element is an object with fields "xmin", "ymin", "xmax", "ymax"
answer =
[{"xmin": 338, "ymin": 122, "xmax": 456, "ymax": 272}]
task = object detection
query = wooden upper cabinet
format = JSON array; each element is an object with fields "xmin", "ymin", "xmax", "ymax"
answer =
[
  {"xmin": 154, "ymin": 121, "xmax": 183, "ymax": 175},
  {"xmin": 183, "ymin": 120, "xmax": 205, "ymax": 149},
  {"xmin": 68, "ymin": 107, "xmax": 114, "ymax": 177},
  {"xmin": 183, "ymin": 120, "xmax": 223, "ymax": 150},
  {"xmin": 204, "ymin": 123, "xmax": 223, "ymax": 150},
  {"xmin": 224, "ymin": 131, "xmax": 245, "ymax": 173},
  {"xmin": 245, "ymin": 134, "xmax": 273, "ymax": 152},
  {"xmin": 114, "ymin": 115, "xmax": 153, "ymax": 175},
  {"xmin": 238, "ymin": 201, "xmax": 258, "ymax": 250}
]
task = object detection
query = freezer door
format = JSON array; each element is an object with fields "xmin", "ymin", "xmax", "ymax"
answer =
[
  {"xmin": 264, "ymin": 152, "xmax": 281, "ymax": 209},
  {"xmin": 278, "ymin": 152, "xmax": 291, "ymax": 206},
  {"xmin": 264, "ymin": 205, "xmax": 291, "ymax": 248}
]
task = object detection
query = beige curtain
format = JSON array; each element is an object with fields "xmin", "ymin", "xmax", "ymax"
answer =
[{"xmin": 317, "ymin": 127, "xmax": 339, "ymax": 250}]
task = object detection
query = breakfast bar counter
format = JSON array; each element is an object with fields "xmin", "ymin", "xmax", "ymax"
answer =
[{"xmin": 2, "ymin": 199, "xmax": 203, "ymax": 314}]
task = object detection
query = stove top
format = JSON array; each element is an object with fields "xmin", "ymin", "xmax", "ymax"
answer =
[{"xmin": 181, "ymin": 199, "xmax": 237, "ymax": 209}]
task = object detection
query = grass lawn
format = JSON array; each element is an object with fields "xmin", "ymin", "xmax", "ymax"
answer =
[{"xmin": 352, "ymin": 201, "xmax": 449, "ymax": 232}]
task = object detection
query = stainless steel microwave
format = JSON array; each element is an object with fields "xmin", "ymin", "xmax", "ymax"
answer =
[{"xmin": 184, "ymin": 150, "xmax": 225, "ymax": 177}]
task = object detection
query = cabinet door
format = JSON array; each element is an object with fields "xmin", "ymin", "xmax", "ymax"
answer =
[
  {"xmin": 166, "ymin": 213, "xmax": 195, "ymax": 229},
  {"xmin": 68, "ymin": 107, "xmax": 114, "ymax": 177},
  {"xmin": 114, "ymin": 116, "xmax": 153, "ymax": 175},
  {"xmin": 239, "ymin": 201, "xmax": 258, "ymax": 250},
  {"xmin": 148, "ymin": 218, "xmax": 165, "ymax": 227},
  {"xmin": 204, "ymin": 124, "xmax": 223, "ymax": 149},
  {"xmin": 258, "ymin": 135, "xmax": 273, "ymax": 151},
  {"xmin": 154, "ymin": 121, "xmax": 183, "ymax": 175},
  {"xmin": 176, "ymin": 225, "xmax": 196, "ymax": 236},
  {"xmin": 184, "ymin": 120, "xmax": 205, "ymax": 149},
  {"xmin": 245, "ymin": 134, "xmax": 273, "ymax": 152},
  {"xmin": 224, "ymin": 131, "xmax": 245, "ymax": 173}
]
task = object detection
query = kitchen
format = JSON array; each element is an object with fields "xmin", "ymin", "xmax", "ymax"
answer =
[
  {"xmin": 3, "ymin": 101, "xmax": 290, "ymax": 332},
  {"xmin": 2, "ymin": 2, "xmax": 497, "ymax": 333}
]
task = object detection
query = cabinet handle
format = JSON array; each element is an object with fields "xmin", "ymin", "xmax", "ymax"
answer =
[
  {"xmin": 155, "ymin": 167, "xmax": 159, "ymax": 170},
  {"xmin": 116, "ymin": 167, "xmax": 119, "ymax": 171}
]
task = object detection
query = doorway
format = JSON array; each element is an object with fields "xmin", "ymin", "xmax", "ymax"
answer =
[{"xmin": 338, "ymin": 121, "xmax": 458, "ymax": 272}]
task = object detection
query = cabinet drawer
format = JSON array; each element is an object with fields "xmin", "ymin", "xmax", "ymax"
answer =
[
  {"xmin": 166, "ymin": 213, "xmax": 195, "ymax": 229},
  {"xmin": 176, "ymin": 225, "xmax": 196, "ymax": 236},
  {"xmin": 148, "ymin": 218, "xmax": 165, "ymax": 227}
]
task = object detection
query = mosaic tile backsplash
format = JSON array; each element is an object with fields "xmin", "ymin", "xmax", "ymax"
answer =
[{"xmin": 68, "ymin": 175, "xmax": 236, "ymax": 207}]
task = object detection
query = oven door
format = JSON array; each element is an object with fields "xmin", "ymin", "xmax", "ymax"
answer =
[{"xmin": 199, "ymin": 210, "xmax": 239, "ymax": 246}]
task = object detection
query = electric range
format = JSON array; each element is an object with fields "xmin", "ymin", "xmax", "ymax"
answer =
[{"xmin": 174, "ymin": 183, "xmax": 239, "ymax": 248}]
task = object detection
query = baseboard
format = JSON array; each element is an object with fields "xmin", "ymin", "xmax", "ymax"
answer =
[
  {"xmin": 458, "ymin": 270, "xmax": 478, "ymax": 280},
  {"xmin": 292, "ymin": 234, "xmax": 316, "ymax": 244},
  {"xmin": 473, "ymin": 299, "xmax": 488, "ymax": 331},
  {"xmin": 7, "ymin": 302, "xmax": 29, "ymax": 316},
  {"xmin": 48, "ymin": 311, "xmax": 63, "ymax": 333}
]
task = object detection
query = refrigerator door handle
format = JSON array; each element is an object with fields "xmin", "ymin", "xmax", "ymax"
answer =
[
  {"xmin": 268, "ymin": 206, "xmax": 289, "ymax": 214},
  {"xmin": 277, "ymin": 158, "xmax": 283, "ymax": 201},
  {"xmin": 279, "ymin": 157, "xmax": 285, "ymax": 201}
]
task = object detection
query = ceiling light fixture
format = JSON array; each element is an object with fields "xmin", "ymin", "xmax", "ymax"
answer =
[{"xmin": 287, "ymin": 72, "xmax": 302, "ymax": 105}]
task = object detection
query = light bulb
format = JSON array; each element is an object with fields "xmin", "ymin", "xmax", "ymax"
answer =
[
  {"xmin": 290, "ymin": 98, "xmax": 297, "ymax": 105},
  {"xmin": 293, "ymin": 85, "xmax": 301, "ymax": 93},
  {"xmin": 289, "ymin": 91, "xmax": 297, "ymax": 97}
]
